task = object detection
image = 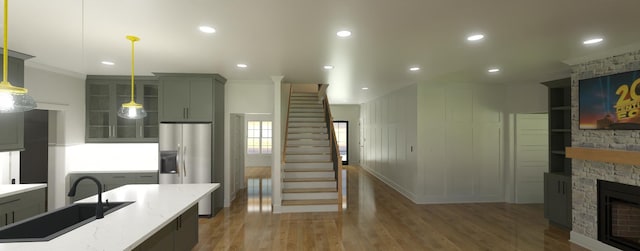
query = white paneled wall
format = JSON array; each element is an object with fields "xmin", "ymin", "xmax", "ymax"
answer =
[
  {"xmin": 416, "ymin": 83, "xmax": 504, "ymax": 203},
  {"xmin": 361, "ymin": 82, "xmax": 505, "ymax": 203},
  {"xmin": 360, "ymin": 85, "xmax": 418, "ymax": 199}
]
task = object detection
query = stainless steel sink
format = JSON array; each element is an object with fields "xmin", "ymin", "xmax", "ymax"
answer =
[{"xmin": 0, "ymin": 201, "xmax": 133, "ymax": 242}]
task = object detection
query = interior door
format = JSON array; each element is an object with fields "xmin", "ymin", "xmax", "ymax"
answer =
[
  {"xmin": 515, "ymin": 113, "xmax": 548, "ymax": 203},
  {"xmin": 333, "ymin": 121, "xmax": 348, "ymax": 165}
]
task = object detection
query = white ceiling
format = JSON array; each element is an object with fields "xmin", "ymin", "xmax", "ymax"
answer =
[{"xmin": 5, "ymin": 0, "xmax": 640, "ymax": 104}]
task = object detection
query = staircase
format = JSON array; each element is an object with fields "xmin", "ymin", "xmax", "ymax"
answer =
[{"xmin": 281, "ymin": 91, "xmax": 340, "ymax": 213}]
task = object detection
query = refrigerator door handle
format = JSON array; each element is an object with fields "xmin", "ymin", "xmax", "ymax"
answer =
[{"xmin": 183, "ymin": 145, "xmax": 188, "ymax": 177}]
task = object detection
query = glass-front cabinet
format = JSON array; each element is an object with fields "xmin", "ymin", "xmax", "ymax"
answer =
[{"xmin": 86, "ymin": 75, "xmax": 159, "ymax": 143}]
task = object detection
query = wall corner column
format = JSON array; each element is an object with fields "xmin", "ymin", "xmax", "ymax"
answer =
[{"xmin": 271, "ymin": 76, "xmax": 283, "ymax": 213}]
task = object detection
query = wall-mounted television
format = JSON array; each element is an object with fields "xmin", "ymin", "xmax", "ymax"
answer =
[{"xmin": 579, "ymin": 70, "xmax": 640, "ymax": 129}]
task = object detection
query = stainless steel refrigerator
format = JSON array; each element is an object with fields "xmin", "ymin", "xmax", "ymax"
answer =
[{"xmin": 159, "ymin": 123, "xmax": 213, "ymax": 216}]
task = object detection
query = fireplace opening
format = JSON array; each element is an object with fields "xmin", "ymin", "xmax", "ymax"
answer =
[{"xmin": 598, "ymin": 180, "xmax": 640, "ymax": 250}]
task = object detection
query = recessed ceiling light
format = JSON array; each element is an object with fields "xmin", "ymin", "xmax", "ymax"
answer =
[
  {"xmin": 101, "ymin": 61, "xmax": 114, "ymax": 66},
  {"xmin": 583, "ymin": 38, "xmax": 603, "ymax": 45},
  {"xmin": 237, "ymin": 63, "xmax": 248, "ymax": 68},
  {"xmin": 467, "ymin": 34, "xmax": 485, "ymax": 41},
  {"xmin": 337, "ymin": 30, "xmax": 352, "ymax": 37},
  {"xmin": 324, "ymin": 65, "xmax": 334, "ymax": 70},
  {"xmin": 362, "ymin": 87, "xmax": 369, "ymax": 90},
  {"xmin": 409, "ymin": 67, "xmax": 420, "ymax": 71},
  {"xmin": 488, "ymin": 68, "xmax": 500, "ymax": 73},
  {"xmin": 199, "ymin": 26, "xmax": 216, "ymax": 34}
]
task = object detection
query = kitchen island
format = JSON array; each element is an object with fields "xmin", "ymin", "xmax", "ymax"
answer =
[{"xmin": 0, "ymin": 183, "xmax": 218, "ymax": 251}]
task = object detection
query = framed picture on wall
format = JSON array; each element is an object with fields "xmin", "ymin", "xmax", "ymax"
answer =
[{"xmin": 579, "ymin": 70, "xmax": 640, "ymax": 129}]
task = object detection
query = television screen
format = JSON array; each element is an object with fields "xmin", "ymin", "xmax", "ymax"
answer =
[{"xmin": 579, "ymin": 70, "xmax": 640, "ymax": 129}]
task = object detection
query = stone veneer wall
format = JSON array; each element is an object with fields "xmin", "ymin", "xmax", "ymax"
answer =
[{"xmin": 571, "ymin": 49, "xmax": 640, "ymax": 239}]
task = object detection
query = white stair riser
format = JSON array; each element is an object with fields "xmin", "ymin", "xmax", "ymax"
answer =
[
  {"xmin": 288, "ymin": 128, "xmax": 327, "ymax": 133},
  {"xmin": 290, "ymin": 109, "xmax": 323, "ymax": 113},
  {"xmin": 279, "ymin": 204, "xmax": 338, "ymax": 213},
  {"xmin": 286, "ymin": 146, "xmax": 330, "ymax": 153},
  {"xmin": 291, "ymin": 100, "xmax": 319, "ymax": 103},
  {"xmin": 288, "ymin": 133, "xmax": 328, "ymax": 139},
  {"xmin": 289, "ymin": 113, "xmax": 324, "ymax": 118},
  {"xmin": 283, "ymin": 181, "xmax": 336, "ymax": 189},
  {"xmin": 289, "ymin": 123, "xmax": 326, "ymax": 127},
  {"xmin": 287, "ymin": 140, "xmax": 330, "ymax": 147},
  {"xmin": 289, "ymin": 117, "xmax": 324, "ymax": 122},
  {"xmin": 283, "ymin": 192, "xmax": 338, "ymax": 200},
  {"xmin": 286, "ymin": 155, "xmax": 331, "ymax": 162},
  {"xmin": 290, "ymin": 104, "xmax": 323, "ymax": 108},
  {"xmin": 283, "ymin": 171, "xmax": 334, "ymax": 179},
  {"xmin": 285, "ymin": 162, "xmax": 334, "ymax": 169},
  {"xmin": 291, "ymin": 96, "xmax": 318, "ymax": 101}
]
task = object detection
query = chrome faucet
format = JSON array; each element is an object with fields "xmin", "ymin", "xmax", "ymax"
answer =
[{"xmin": 67, "ymin": 176, "xmax": 104, "ymax": 219}]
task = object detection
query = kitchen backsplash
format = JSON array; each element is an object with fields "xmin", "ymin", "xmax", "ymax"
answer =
[{"xmin": 66, "ymin": 143, "xmax": 159, "ymax": 172}]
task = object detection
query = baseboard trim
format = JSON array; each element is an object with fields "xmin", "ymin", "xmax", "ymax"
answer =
[
  {"xmin": 359, "ymin": 165, "xmax": 420, "ymax": 203},
  {"xmin": 570, "ymin": 231, "xmax": 620, "ymax": 251}
]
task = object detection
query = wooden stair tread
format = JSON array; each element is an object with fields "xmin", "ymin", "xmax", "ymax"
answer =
[
  {"xmin": 284, "ymin": 168, "xmax": 334, "ymax": 172},
  {"xmin": 282, "ymin": 199, "xmax": 339, "ymax": 206},
  {"xmin": 285, "ymin": 160, "xmax": 333, "ymax": 164},
  {"xmin": 283, "ymin": 188, "xmax": 337, "ymax": 193},
  {"xmin": 283, "ymin": 177, "xmax": 335, "ymax": 182},
  {"xmin": 285, "ymin": 152, "xmax": 331, "ymax": 155}
]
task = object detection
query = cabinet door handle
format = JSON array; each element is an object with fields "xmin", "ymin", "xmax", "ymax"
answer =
[
  {"xmin": 183, "ymin": 108, "xmax": 187, "ymax": 119},
  {"xmin": 187, "ymin": 108, "xmax": 190, "ymax": 119},
  {"xmin": 4, "ymin": 213, "xmax": 6, "ymax": 225},
  {"xmin": 11, "ymin": 211, "xmax": 14, "ymax": 223}
]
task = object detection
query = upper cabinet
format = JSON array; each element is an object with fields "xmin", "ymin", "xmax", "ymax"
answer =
[
  {"xmin": 0, "ymin": 51, "xmax": 33, "ymax": 151},
  {"xmin": 156, "ymin": 73, "xmax": 226, "ymax": 122},
  {"xmin": 85, "ymin": 75, "xmax": 159, "ymax": 143}
]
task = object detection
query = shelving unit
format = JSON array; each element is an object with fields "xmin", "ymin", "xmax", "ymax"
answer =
[
  {"xmin": 542, "ymin": 78, "xmax": 572, "ymax": 229},
  {"xmin": 86, "ymin": 76, "xmax": 159, "ymax": 143}
]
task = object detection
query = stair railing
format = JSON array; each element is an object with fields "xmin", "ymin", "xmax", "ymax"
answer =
[
  {"xmin": 282, "ymin": 85, "xmax": 293, "ymax": 165},
  {"xmin": 318, "ymin": 84, "xmax": 343, "ymax": 211}
]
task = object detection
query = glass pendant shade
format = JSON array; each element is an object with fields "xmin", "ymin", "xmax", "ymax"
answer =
[
  {"xmin": 119, "ymin": 35, "xmax": 146, "ymax": 119},
  {"xmin": 117, "ymin": 101, "xmax": 147, "ymax": 119},
  {"xmin": 0, "ymin": 0, "xmax": 36, "ymax": 113}
]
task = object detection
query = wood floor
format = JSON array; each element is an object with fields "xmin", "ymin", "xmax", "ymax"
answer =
[{"xmin": 194, "ymin": 166, "xmax": 588, "ymax": 250}]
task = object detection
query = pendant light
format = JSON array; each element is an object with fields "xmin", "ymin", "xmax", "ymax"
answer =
[
  {"xmin": 117, "ymin": 35, "xmax": 146, "ymax": 119},
  {"xmin": 0, "ymin": 0, "xmax": 36, "ymax": 113}
]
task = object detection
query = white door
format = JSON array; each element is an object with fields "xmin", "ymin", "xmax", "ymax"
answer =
[{"xmin": 515, "ymin": 114, "xmax": 548, "ymax": 204}]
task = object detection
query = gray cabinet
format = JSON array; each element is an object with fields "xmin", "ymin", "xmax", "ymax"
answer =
[
  {"xmin": 133, "ymin": 204, "xmax": 198, "ymax": 251},
  {"xmin": 86, "ymin": 75, "xmax": 159, "ymax": 143},
  {"xmin": 0, "ymin": 51, "xmax": 32, "ymax": 152},
  {"xmin": 67, "ymin": 172, "xmax": 158, "ymax": 202},
  {"xmin": 544, "ymin": 173, "xmax": 571, "ymax": 228},
  {"xmin": 156, "ymin": 73, "xmax": 226, "ymax": 122},
  {"xmin": 0, "ymin": 187, "xmax": 46, "ymax": 227}
]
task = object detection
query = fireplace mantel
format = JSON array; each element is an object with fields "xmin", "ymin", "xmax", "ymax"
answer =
[{"xmin": 566, "ymin": 147, "xmax": 640, "ymax": 166}]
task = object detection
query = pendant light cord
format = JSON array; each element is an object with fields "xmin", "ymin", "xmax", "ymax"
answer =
[
  {"xmin": 130, "ymin": 38, "xmax": 135, "ymax": 102},
  {"xmin": 3, "ymin": 0, "xmax": 8, "ymax": 83}
]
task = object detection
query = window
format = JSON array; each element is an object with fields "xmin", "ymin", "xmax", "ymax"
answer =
[{"xmin": 247, "ymin": 120, "xmax": 272, "ymax": 154}]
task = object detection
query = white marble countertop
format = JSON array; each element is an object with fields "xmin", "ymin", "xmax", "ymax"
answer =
[
  {"xmin": 0, "ymin": 184, "xmax": 47, "ymax": 199},
  {"xmin": 67, "ymin": 170, "xmax": 158, "ymax": 174},
  {"xmin": 0, "ymin": 183, "xmax": 219, "ymax": 251}
]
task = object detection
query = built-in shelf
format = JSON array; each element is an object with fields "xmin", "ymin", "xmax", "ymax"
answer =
[
  {"xmin": 566, "ymin": 147, "xmax": 640, "ymax": 166},
  {"xmin": 551, "ymin": 129, "xmax": 571, "ymax": 133},
  {"xmin": 551, "ymin": 106, "xmax": 571, "ymax": 111}
]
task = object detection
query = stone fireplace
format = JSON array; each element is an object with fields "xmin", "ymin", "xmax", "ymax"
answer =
[{"xmin": 569, "ymin": 49, "xmax": 640, "ymax": 250}]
